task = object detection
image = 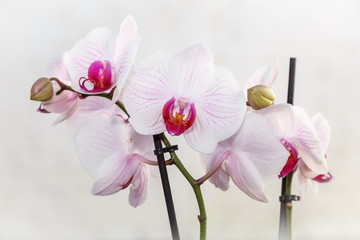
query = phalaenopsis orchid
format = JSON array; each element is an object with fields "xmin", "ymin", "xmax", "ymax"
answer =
[{"xmin": 30, "ymin": 15, "xmax": 332, "ymax": 240}]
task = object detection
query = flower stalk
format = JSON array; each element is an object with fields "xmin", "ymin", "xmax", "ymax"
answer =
[
  {"xmin": 160, "ymin": 133, "xmax": 207, "ymax": 240},
  {"xmin": 279, "ymin": 171, "xmax": 295, "ymax": 240}
]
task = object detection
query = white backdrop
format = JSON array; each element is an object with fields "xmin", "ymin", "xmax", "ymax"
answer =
[{"xmin": 1, "ymin": 0, "xmax": 359, "ymax": 239}]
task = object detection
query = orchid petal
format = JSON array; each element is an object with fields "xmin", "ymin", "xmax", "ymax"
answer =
[
  {"xmin": 67, "ymin": 28, "xmax": 116, "ymax": 90},
  {"xmin": 74, "ymin": 113, "xmax": 137, "ymax": 196},
  {"xmin": 225, "ymin": 112, "xmax": 289, "ymax": 202},
  {"xmin": 52, "ymin": 101, "xmax": 79, "ymax": 125},
  {"xmin": 312, "ymin": 113, "xmax": 331, "ymax": 152},
  {"xmin": 310, "ymin": 180, "xmax": 320, "ymax": 193},
  {"xmin": 183, "ymin": 65, "xmax": 246, "ymax": 153},
  {"xmin": 293, "ymin": 106, "xmax": 327, "ymax": 173},
  {"xmin": 298, "ymin": 160, "xmax": 322, "ymax": 195},
  {"xmin": 129, "ymin": 164, "xmax": 149, "ymax": 207},
  {"xmin": 244, "ymin": 64, "xmax": 278, "ymax": 96},
  {"xmin": 74, "ymin": 113, "xmax": 152, "ymax": 205},
  {"xmin": 47, "ymin": 53, "xmax": 71, "ymax": 85},
  {"xmin": 168, "ymin": 43, "xmax": 214, "ymax": 96},
  {"xmin": 203, "ymin": 148, "xmax": 230, "ymax": 191},
  {"xmin": 195, "ymin": 66, "xmax": 246, "ymax": 142},
  {"xmin": 112, "ymin": 16, "xmax": 140, "ymax": 102},
  {"xmin": 66, "ymin": 96, "xmax": 125, "ymax": 130},
  {"xmin": 297, "ymin": 169, "xmax": 308, "ymax": 197},
  {"xmin": 126, "ymin": 124, "xmax": 156, "ymax": 157},
  {"xmin": 91, "ymin": 154, "xmax": 135, "ymax": 195},
  {"xmin": 115, "ymin": 15, "xmax": 139, "ymax": 60},
  {"xmin": 210, "ymin": 165, "xmax": 229, "ymax": 191},
  {"xmin": 225, "ymin": 152, "xmax": 268, "ymax": 202},
  {"xmin": 42, "ymin": 83, "xmax": 78, "ymax": 113},
  {"xmin": 268, "ymin": 63, "xmax": 279, "ymax": 88},
  {"xmin": 183, "ymin": 111, "xmax": 218, "ymax": 153},
  {"xmin": 122, "ymin": 53, "xmax": 172, "ymax": 135},
  {"xmin": 298, "ymin": 159, "xmax": 319, "ymax": 179},
  {"xmin": 74, "ymin": 113, "xmax": 128, "ymax": 178},
  {"xmin": 254, "ymin": 104, "xmax": 294, "ymax": 140},
  {"xmin": 244, "ymin": 66, "xmax": 271, "ymax": 95},
  {"xmin": 296, "ymin": 143, "xmax": 327, "ymax": 174},
  {"xmin": 112, "ymin": 36, "xmax": 140, "ymax": 102}
]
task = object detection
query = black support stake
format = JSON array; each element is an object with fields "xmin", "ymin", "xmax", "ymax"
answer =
[
  {"xmin": 279, "ymin": 57, "xmax": 299, "ymax": 240},
  {"xmin": 153, "ymin": 134, "xmax": 180, "ymax": 240},
  {"xmin": 287, "ymin": 58, "xmax": 296, "ymax": 105}
]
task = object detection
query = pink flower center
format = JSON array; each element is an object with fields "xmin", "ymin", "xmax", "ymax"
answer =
[
  {"xmin": 162, "ymin": 97, "xmax": 196, "ymax": 136},
  {"xmin": 278, "ymin": 138, "xmax": 299, "ymax": 178},
  {"xmin": 79, "ymin": 60, "xmax": 113, "ymax": 93}
]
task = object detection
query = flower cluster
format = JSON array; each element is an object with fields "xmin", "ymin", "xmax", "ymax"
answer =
[{"xmin": 30, "ymin": 15, "xmax": 331, "ymax": 209}]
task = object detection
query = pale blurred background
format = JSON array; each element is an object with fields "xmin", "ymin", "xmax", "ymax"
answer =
[{"xmin": 1, "ymin": 0, "xmax": 359, "ymax": 239}]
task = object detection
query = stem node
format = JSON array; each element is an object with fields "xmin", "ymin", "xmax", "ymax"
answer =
[{"xmin": 197, "ymin": 215, "xmax": 206, "ymax": 223}]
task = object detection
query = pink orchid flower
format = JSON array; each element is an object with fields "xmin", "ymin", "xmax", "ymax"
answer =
[
  {"xmin": 254, "ymin": 104, "xmax": 328, "ymax": 178},
  {"xmin": 122, "ymin": 43, "xmax": 246, "ymax": 153},
  {"xmin": 202, "ymin": 111, "xmax": 289, "ymax": 202},
  {"xmin": 41, "ymin": 55, "xmax": 124, "ymax": 126},
  {"xmin": 298, "ymin": 113, "xmax": 332, "ymax": 194},
  {"xmin": 74, "ymin": 113, "xmax": 157, "ymax": 207},
  {"xmin": 67, "ymin": 15, "xmax": 139, "ymax": 101}
]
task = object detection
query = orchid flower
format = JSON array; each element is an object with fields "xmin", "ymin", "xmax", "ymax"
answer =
[
  {"xmin": 39, "ymin": 15, "xmax": 138, "ymax": 122},
  {"xmin": 254, "ymin": 104, "xmax": 328, "ymax": 179},
  {"xmin": 40, "ymin": 55, "xmax": 123, "ymax": 126},
  {"xmin": 74, "ymin": 113, "xmax": 157, "ymax": 207},
  {"xmin": 298, "ymin": 113, "xmax": 332, "ymax": 194},
  {"xmin": 67, "ymin": 15, "xmax": 139, "ymax": 101},
  {"xmin": 202, "ymin": 111, "xmax": 289, "ymax": 202},
  {"xmin": 122, "ymin": 43, "xmax": 246, "ymax": 153}
]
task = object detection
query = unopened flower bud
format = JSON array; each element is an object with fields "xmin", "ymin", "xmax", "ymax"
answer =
[
  {"xmin": 30, "ymin": 77, "xmax": 53, "ymax": 101},
  {"xmin": 247, "ymin": 85, "xmax": 275, "ymax": 110}
]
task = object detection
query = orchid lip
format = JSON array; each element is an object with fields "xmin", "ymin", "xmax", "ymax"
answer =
[
  {"xmin": 120, "ymin": 176, "xmax": 133, "ymax": 190},
  {"xmin": 162, "ymin": 97, "xmax": 196, "ymax": 136},
  {"xmin": 278, "ymin": 138, "xmax": 299, "ymax": 178},
  {"xmin": 313, "ymin": 172, "xmax": 333, "ymax": 183},
  {"xmin": 37, "ymin": 104, "xmax": 50, "ymax": 113},
  {"xmin": 79, "ymin": 60, "xmax": 114, "ymax": 93}
]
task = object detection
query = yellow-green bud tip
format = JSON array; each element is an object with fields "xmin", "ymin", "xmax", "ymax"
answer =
[
  {"xmin": 30, "ymin": 77, "xmax": 53, "ymax": 101},
  {"xmin": 247, "ymin": 85, "xmax": 276, "ymax": 110}
]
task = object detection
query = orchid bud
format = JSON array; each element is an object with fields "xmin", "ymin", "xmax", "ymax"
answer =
[
  {"xmin": 30, "ymin": 77, "xmax": 53, "ymax": 101},
  {"xmin": 247, "ymin": 85, "xmax": 275, "ymax": 110}
]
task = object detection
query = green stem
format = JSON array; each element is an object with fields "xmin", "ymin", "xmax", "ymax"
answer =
[
  {"xmin": 160, "ymin": 133, "xmax": 207, "ymax": 240},
  {"xmin": 285, "ymin": 171, "xmax": 294, "ymax": 239},
  {"xmin": 279, "ymin": 171, "xmax": 294, "ymax": 240},
  {"xmin": 115, "ymin": 100, "xmax": 129, "ymax": 117}
]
